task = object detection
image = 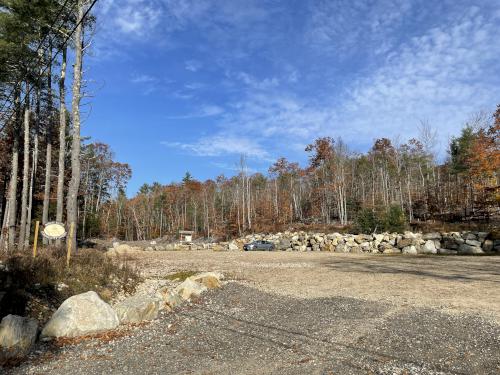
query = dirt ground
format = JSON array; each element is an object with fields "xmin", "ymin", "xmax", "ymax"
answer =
[
  {"xmin": 9, "ymin": 251, "xmax": 500, "ymax": 375},
  {"xmin": 134, "ymin": 251, "xmax": 500, "ymax": 321}
]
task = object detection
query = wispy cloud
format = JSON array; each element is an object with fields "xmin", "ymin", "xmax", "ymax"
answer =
[
  {"xmin": 185, "ymin": 60, "xmax": 202, "ymax": 72},
  {"xmin": 162, "ymin": 134, "xmax": 269, "ymax": 159},
  {"xmin": 165, "ymin": 105, "xmax": 224, "ymax": 119},
  {"xmin": 115, "ymin": 3, "xmax": 162, "ymax": 35},
  {"xmin": 130, "ymin": 74, "xmax": 157, "ymax": 84}
]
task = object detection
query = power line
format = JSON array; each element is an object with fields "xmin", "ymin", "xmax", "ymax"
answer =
[{"xmin": 0, "ymin": 0, "xmax": 100, "ymax": 132}]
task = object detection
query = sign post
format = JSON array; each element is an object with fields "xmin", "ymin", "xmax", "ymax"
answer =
[
  {"xmin": 32, "ymin": 221, "xmax": 39, "ymax": 258},
  {"xmin": 66, "ymin": 222, "xmax": 74, "ymax": 268}
]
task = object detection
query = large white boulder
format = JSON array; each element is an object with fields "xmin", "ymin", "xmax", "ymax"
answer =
[
  {"xmin": 420, "ymin": 240, "xmax": 437, "ymax": 254},
  {"xmin": 175, "ymin": 279, "xmax": 208, "ymax": 300},
  {"xmin": 402, "ymin": 245, "xmax": 418, "ymax": 255},
  {"xmin": 114, "ymin": 295, "xmax": 160, "ymax": 324},
  {"xmin": 41, "ymin": 291, "xmax": 119, "ymax": 338},
  {"xmin": 0, "ymin": 315, "xmax": 38, "ymax": 364}
]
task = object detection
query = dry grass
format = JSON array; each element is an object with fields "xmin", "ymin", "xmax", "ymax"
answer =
[{"xmin": 0, "ymin": 247, "xmax": 140, "ymax": 323}]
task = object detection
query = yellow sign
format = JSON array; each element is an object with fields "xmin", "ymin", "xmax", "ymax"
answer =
[{"xmin": 42, "ymin": 222, "xmax": 67, "ymax": 240}]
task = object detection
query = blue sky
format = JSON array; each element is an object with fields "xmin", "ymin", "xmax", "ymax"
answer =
[{"xmin": 83, "ymin": 0, "xmax": 500, "ymax": 194}]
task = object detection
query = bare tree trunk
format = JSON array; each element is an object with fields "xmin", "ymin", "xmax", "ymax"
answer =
[
  {"xmin": 67, "ymin": 0, "xmax": 84, "ymax": 251},
  {"xmin": 5, "ymin": 92, "xmax": 21, "ymax": 249},
  {"xmin": 18, "ymin": 103, "xmax": 31, "ymax": 250},
  {"xmin": 42, "ymin": 47, "xmax": 53, "ymax": 244},
  {"xmin": 56, "ymin": 46, "xmax": 67, "ymax": 225}
]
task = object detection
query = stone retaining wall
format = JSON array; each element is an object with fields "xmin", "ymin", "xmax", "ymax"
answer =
[{"xmin": 230, "ymin": 231, "xmax": 500, "ymax": 255}]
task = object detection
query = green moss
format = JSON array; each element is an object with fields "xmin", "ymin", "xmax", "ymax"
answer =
[{"xmin": 164, "ymin": 270, "xmax": 198, "ymax": 281}]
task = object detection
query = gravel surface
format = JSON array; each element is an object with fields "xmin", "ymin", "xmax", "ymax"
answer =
[{"xmin": 6, "ymin": 251, "xmax": 500, "ymax": 374}]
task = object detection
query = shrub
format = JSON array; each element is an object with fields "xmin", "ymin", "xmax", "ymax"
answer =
[
  {"xmin": 384, "ymin": 204, "xmax": 407, "ymax": 233},
  {"xmin": 355, "ymin": 204, "xmax": 407, "ymax": 233},
  {"xmin": 0, "ymin": 248, "xmax": 140, "ymax": 323},
  {"xmin": 355, "ymin": 208, "xmax": 379, "ymax": 233}
]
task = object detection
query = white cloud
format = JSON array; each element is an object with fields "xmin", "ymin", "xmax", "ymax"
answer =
[
  {"xmin": 115, "ymin": 4, "xmax": 162, "ymax": 35},
  {"xmin": 162, "ymin": 135, "xmax": 269, "ymax": 159},
  {"xmin": 185, "ymin": 60, "xmax": 203, "ymax": 72},
  {"xmin": 306, "ymin": 0, "xmax": 414, "ymax": 55},
  {"xmin": 176, "ymin": 4, "xmax": 500, "ymax": 159},
  {"xmin": 184, "ymin": 82, "xmax": 205, "ymax": 90},
  {"xmin": 130, "ymin": 74, "xmax": 156, "ymax": 84},
  {"xmin": 165, "ymin": 105, "xmax": 224, "ymax": 119}
]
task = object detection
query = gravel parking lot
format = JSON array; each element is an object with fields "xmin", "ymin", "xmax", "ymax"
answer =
[{"xmin": 10, "ymin": 251, "xmax": 500, "ymax": 374}]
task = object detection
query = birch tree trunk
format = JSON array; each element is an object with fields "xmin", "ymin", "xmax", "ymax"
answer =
[
  {"xmin": 42, "ymin": 47, "xmax": 53, "ymax": 244},
  {"xmin": 5, "ymin": 92, "xmax": 21, "ymax": 249},
  {"xmin": 18, "ymin": 103, "xmax": 30, "ymax": 250},
  {"xmin": 56, "ymin": 46, "xmax": 67, "ymax": 225},
  {"xmin": 67, "ymin": 0, "xmax": 84, "ymax": 251}
]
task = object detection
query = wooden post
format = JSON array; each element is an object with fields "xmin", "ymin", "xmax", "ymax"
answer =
[
  {"xmin": 32, "ymin": 221, "xmax": 39, "ymax": 258},
  {"xmin": 66, "ymin": 222, "xmax": 74, "ymax": 268}
]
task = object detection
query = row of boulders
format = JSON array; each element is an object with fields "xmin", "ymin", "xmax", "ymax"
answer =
[
  {"xmin": 229, "ymin": 230, "xmax": 500, "ymax": 255},
  {"xmin": 0, "ymin": 271, "xmax": 223, "ymax": 365},
  {"xmin": 106, "ymin": 241, "xmax": 222, "ymax": 256}
]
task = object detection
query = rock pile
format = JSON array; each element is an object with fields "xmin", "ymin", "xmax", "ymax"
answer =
[
  {"xmin": 1, "ymin": 272, "xmax": 224, "ymax": 366},
  {"xmin": 234, "ymin": 230, "xmax": 500, "ymax": 255}
]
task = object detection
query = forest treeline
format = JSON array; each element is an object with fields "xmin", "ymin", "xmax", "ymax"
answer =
[
  {"xmin": 0, "ymin": 2, "xmax": 499, "ymax": 247},
  {"xmin": 101, "ymin": 108, "xmax": 499, "ymax": 241}
]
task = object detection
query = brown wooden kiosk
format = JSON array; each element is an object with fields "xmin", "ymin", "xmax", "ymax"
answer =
[{"xmin": 179, "ymin": 230, "xmax": 194, "ymax": 243}]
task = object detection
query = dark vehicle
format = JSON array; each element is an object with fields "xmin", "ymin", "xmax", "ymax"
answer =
[{"xmin": 243, "ymin": 240, "xmax": 275, "ymax": 251}]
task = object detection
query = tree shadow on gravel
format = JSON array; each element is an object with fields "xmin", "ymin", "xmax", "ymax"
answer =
[{"xmin": 321, "ymin": 256, "xmax": 500, "ymax": 283}]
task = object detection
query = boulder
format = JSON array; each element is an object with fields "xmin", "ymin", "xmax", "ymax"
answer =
[
  {"xmin": 402, "ymin": 245, "xmax": 417, "ymax": 255},
  {"xmin": 397, "ymin": 238, "xmax": 413, "ymax": 249},
  {"xmin": 464, "ymin": 233, "xmax": 477, "ymax": 240},
  {"xmin": 422, "ymin": 232, "xmax": 441, "ymax": 241},
  {"xmin": 482, "ymin": 239, "xmax": 494, "ymax": 252},
  {"xmin": 106, "ymin": 244, "xmax": 141, "ymax": 256},
  {"xmin": 228, "ymin": 241, "xmax": 239, "ymax": 251},
  {"xmin": 458, "ymin": 244, "xmax": 484, "ymax": 255},
  {"xmin": 465, "ymin": 239, "xmax": 482, "ymax": 247},
  {"xmin": 114, "ymin": 295, "xmax": 160, "ymax": 324},
  {"xmin": 0, "ymin": 315, "xmax": 38, "ymax": 364},
  {"xmin": 277, "ymin": 239, "xmax": 291, "ymax": 250},
  {"xmin": 189, "ymin": 272, "xmax": 222, "ymax": 289},
  {"xmin": 41, "ymin": 291, "xmax": 119, "ymax": 338},
  {"xmin": 420, "ymin": 240, "xmax": 437, "ymax": 254},
  {"xmin": 334, "ymin": 244, "xmax": 348, "ymax": 253},
  {"xmin": 175, "ymin": 279, "xmax": 208, "ymax": 300},
  {"xmin": 458, "ymin": 244, "xmax": 480, "ymax": 254},
  {"xmin": 160, "ymin": 289, "xmax": 184, "ymax": 310}
]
